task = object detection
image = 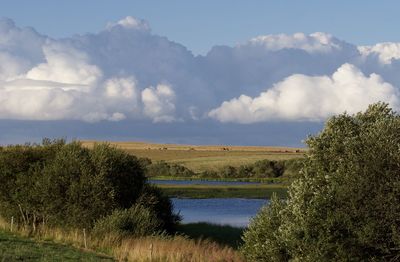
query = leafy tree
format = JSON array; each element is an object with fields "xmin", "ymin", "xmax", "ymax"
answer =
[{"xmin": 242, "ymin": 103, "xmax": 400, "ymax": 261}]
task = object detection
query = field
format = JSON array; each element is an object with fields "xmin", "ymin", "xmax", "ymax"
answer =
[{"xmin": 81, "ymin": 141, "xmax": 305, "ymax": 172}]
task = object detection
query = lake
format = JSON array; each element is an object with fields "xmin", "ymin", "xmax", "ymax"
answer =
[
  {"xmin": 150, "ymin": 179, "xmax": 261, "ymax": 186},
  {"xmin": 172, "ymin": 198, "xmax": 268, "ymax": 228}
]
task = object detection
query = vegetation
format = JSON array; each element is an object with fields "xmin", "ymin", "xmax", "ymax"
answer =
[
  {"xmin": 0, "ymin": 218, "xmax": 243, "ymax": 262},
  {"xmin": 145, "ymin": 160, "xmax": 196, "ymax": 177},
  {"xmin": 92, "ymin": 204, "xmax": 161, "ymax": 238},
  {"xmin": 0, "ymin": 229, "xmax": 113, "ymax": 261},
  {"xmin": 143, "ymin": 158, "xmax": 302, "ymax": 181},
  {"xmin": 0, "ymin": 140, "xmax": 178, "ymax": 235},
  {"xmin": 0, "ymin": 140, "xmax": 245, "ymax": 261},
  {"xmin": 177, "ymin": 222, "xmax": 244, "ymax": 249},
  {"xmin": 159, "ymin": 184, "xmax": 287, "ymax": 199},
  {"xmin": 242, "ymin": 103, "xmax": 400, "ymax": 261}
]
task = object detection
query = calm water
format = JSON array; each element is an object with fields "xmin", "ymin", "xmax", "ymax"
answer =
[
  {"xmin": 172, "ymin": 198, "xmax": 268, "ymax": 228},
  {"xmin": 150, "ymin": 179, "xmax": 261, "ymax": 186}
]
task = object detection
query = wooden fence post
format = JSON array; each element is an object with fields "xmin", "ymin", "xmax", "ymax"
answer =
[
  {"xmin": 150, "ymin": 243, "xmax": 153, "ymax": 260},
  {"xmin": 83, "ymin": 228, "xmax": 87, "ymax": 249},
  {"xmin": 10, "ymin": 216, "xmax": 14, "ymax": 232}
]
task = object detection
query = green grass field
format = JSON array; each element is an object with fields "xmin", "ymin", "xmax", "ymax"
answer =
[
  {"xmin": 82, "ymin": 141, "xmax": 305, "ymax": 172},
  {"xmin": 0, "ymin": 230, "xmax": 113, "ymax": 261},
  {"xmin": 158, "ymin": 184, "xmax": 288, "ymax": 199}
]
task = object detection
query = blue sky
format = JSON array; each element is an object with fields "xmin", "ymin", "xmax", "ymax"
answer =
[
  {"xmin": 2, "ymin": 1, "xmax": 399, "ymax": 55},
  {"xmin": 1, "ymin": 1, "xmax": 400, "ymax": 146}
]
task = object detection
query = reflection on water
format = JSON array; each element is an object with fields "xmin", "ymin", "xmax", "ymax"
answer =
[
  {"xmin": 172, "ymin": 198, "xmax": 268, "ymax": 228},
  {"xmin": 150, "ymin": 179, "xmax": 261, "ymax": 186}
]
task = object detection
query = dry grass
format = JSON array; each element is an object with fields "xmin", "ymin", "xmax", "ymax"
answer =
[
  {"xmin": 114, "ymin": 236, "xmax": 244, "ymax": 262},
  {"xmin": 81, "ymin": 140, "xmax": 305, "ymax": 172},
  {"xmin": 0, "ymin": 217, "xmax": 244, "ymax": 261}
]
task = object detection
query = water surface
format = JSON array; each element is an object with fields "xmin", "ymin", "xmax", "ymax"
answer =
[{"xmin": 172, "ymin": 198, "xmax": 268, "ymax": 228}]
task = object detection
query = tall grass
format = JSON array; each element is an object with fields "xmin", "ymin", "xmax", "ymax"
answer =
[{"xmin": 0, "ymin": 217, "xmax": 244, "ymax": 261}]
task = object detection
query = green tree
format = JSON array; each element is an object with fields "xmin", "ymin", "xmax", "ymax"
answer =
[
  {"xmin": 242, "ymin": 103, "xmax": 400, "ymax": 261},
  {"xmin": 0, "ymin": 140, "xmax": 178, "ymax": 233}
]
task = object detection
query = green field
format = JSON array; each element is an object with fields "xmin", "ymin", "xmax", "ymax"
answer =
[
  {"xmin": 0, "ymin": 230, "xmax": 113, "ymax": 261},
  {"xmin": 82, "ymin": 141, "xmax": 305, "ymax": 172},
  {"xmin": 158, "ymin": 184, "xmax": 288, "ymax": 199}
]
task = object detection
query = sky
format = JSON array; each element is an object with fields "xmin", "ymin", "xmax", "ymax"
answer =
[
  {"xmin": 2, "ymin": 1, "xmax": 400, "ymax": 55},
  {"xmin": 1, "ymin": 1, "xmax": 400, "ymax": 146}
]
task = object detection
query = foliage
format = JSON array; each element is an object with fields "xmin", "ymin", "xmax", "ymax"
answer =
[
  {"xmin": 145, "ymin": 161, "xmax": 195, "ymax": 177},
  {"xmin": 140, "ymin": 154, "xmax": 302, "ymax": 180},
  {"xmin": 241, "ymin": 194, "xmax": 288, "ymax": 261},
  {"xmin": 0, "ymin": 139, "xmax": 178, "ymax": 233},
  {"xmin": 92, "ymin": 204, "xmax": 161, "ymax": 238},
  {"xmin": 242, "ymin": 103, "xmax": 400, "ymax": 261},
  {"xmin": 202, "ymin": 159, "xmax": 302, "ymax": 179}
]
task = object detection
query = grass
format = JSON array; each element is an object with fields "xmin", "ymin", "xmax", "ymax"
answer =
[
  {"xmin": 177, "ymin": 223, "xmax": 244, "ymax": 249},
  {"xmin": 158, "ymin": 184, "xmax": 288, "ymax": 199},
  {"xmin": 0, "ymin": 218, "xmax": 244, "ymax": 262},
  {"xmin": 0, "ymin": 230, "xmax": 113, "ymax": 261},
  {"xmin": 82, "ymin": 140, "xmax": 305, "ymax": 173}
]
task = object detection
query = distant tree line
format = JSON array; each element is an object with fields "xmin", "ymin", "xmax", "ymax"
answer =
[
  {"xmin": 0, "ymin": 139, "xmax": 179, "ymax": 237},
  {"xmin": 141, "ymin": 158, "xmax": 303, "ymax": 179}
]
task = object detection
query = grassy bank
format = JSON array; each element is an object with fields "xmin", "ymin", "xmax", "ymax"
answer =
[
  {"xmin": 150, "ymin": 175, "xmax": 290, "ymax": 183},
  {"xmin": 0, "ymin": 218, "xmax": 244, "ymax": 262},
  {"xmin": 159, "ymin": 184, "xmax": 288, "ymax": 199},
  {"xmin": 0, "ymin": 230, "xmax": 113, "ymax": 261}
]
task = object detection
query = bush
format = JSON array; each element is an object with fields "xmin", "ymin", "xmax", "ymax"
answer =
[
  {"xmin": 0, "ymin": 140, "xmax": 178, "ymax": 233},
  {"xmin": 242, "ymin": 103, "xmax": 400, "ymax": 261},
  {"xmin": 92, "ymin": 204, "xmax": 161, "ymax": 238},
  {"xmin": 145, "ymin": 161, "xmax": 195, "ymax": 177},
  {"xmin": 136, "ymin": 185, "xmax": 181, "ymax": 233}
]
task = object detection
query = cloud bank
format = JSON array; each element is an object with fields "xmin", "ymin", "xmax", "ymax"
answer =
[
  {"xmin": 2, "ymin": 16, "xmax": 400, "ymax": 125},
  {"xmin": 209, "ymin": 64, "xmax": 400, "ymax": 123}
]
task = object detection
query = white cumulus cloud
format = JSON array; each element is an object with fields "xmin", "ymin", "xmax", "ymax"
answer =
[
  {"xmin": 246, "ymin": 32, "xmax": 343, "ymax": 53},
  {"xmin": 142, "ymin": 84, "xmax": 177, "ymax": 123},
  {"xmin": 2, "ymin": 17, "xmax": 400, "ymax": 125},
  {"xmin": 359, "ymin": 42, "xmax": 400, "ymax": 64},
  {"xmin": 209, "ymin": 64, "xmax": 400, "ymax": 123}
]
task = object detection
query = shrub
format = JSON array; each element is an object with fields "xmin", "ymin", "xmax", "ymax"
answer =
[
  {"xmin": 145, "ymin": 161, "xmax": 195, "ymax": 177},
  {"xmin": 242, "ymin": 103, "xmax": 400, "ymax": 261},
  {"xmin": 136, "ymin": 185, "xmax": 181, "ymax": 233},
  {"xmin": 92, "ymin": 204, "xmax": 161, "ymax": 238}
]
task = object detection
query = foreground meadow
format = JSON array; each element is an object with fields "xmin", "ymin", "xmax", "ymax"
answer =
[{"xmin": 0, "ymin": 218, "xmax": 244, "ymax": 261}]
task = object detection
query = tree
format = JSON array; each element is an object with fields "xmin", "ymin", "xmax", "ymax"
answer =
[
  {"xmin": 242, "ymin": 103, "xmax": 400, "ymax": 261},
  {"xmin": 0, "ymin": 140, "xmax": 178, "ymax": 233}
]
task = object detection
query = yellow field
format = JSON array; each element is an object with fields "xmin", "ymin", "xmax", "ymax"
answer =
[{"xmin": 81, "ymin": 141, "xmax": 306, "ymax": 172}]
